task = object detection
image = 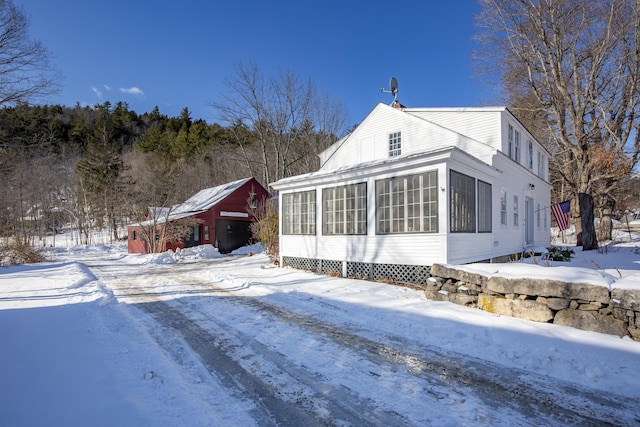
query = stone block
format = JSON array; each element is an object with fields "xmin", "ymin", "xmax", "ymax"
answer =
[
  {"xmin": 554, "ymin": 309, "xmax": 627, "ymax": 337},
  {"xmin": 578, "ymin": 303, "xmax": 600, "ymax": 311},
  {"xmin": 430, "ymin": 264, "xmax": 486, "ymax": 286},
  {"xmin": 425, "ymin": 290, "xmax": 449, "ymax": 302},
  {"xmin": 546, "ymin": 297, "xmax": 570, "ymax": 311},
  {"xmin": 630, "ymin": 326, "xmax": 640, "ymax": 342},
  {"xmin": 612, "ymin": 307, "xmax": 628, "ymax": 321},
  {"xmin": 477, "ymin": 294, "xmax": 554, "ymax": 323},
  {"xmin": 487, "ymin": 277, "xmax": 610, "ymax": 304},
  {"xmin": 611, "ymin": 288, "xmax": 640, "ymax": 311},
  {"xmin": 457, "ymin": 284, "xmax": 479, "ymax": 296},
  {"xmin": 448, "ymin": 293, "xmax": 477, "ymax": 307}
]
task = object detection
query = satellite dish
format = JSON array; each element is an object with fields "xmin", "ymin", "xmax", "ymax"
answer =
[
  {"xmin": 381, "ymin": 76, "xmax": 399, "ymax": 105},
  {"xmin": 390, "ymin": 77, "xmax": 398, "ymax": 96}
]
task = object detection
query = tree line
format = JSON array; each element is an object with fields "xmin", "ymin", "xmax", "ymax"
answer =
[
  {"xmin": 2, "ymin": 0, "xmax": 640, "ymax": 256},
  {"xmin": 0, "ymin": 81, "xmax": 348, "ymax": 247}
]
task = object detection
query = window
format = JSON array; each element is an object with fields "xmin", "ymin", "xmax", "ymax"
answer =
[
  {"xmin": 204, "ymin": 225, "xmax": 210, "ymax": 241},
  {"xmin": 536, "ymin": 203, "xmax": 541, "ymax": 228},
  {"xmin": 478, "ymin": 180, "xmax": 492, "ymax": 233},
  {"xmin": 513, "ymin": 195, "xmax": 519, "ymax": 227},
  {"xmin": 528, "ymin": 140, "xmax": 533, "ymax": 169},
  {"xmin": 537, "ymin": 151, "xmax": 546, "ymax": 179},
  {"xmin": 131, "ymin": 230, "xmax": 137, "ymax": 240},
  {"xmin": 282, "ymin": 190, "xmax": 316, "ymax": 235},
  {"xmin": 508, "ymin": 124, "xmax": 514, "ymax": 158},
  {"xmin": 500, "ymin": 190, "xmax": 508, "ymax": 225},
  {"xmin": 544, "ymin": 207, "xmax": 548, "ymax": 229},
  {"xmin": 193, "ymin": 225, "xmax": 200, "ymax": 242},
  {"xmin": 323, "ymin": 183, "xmax": 366, "ymax": 235},
  {"xmin": 537, "ymin": 151, "xmax": 542, "ymax": 175},
  {"xmin": 450, "ymin": 170, "xmax": 476, "ymax": 232},
  {"xmin": 376, "ymin": 171, "xmax": 438, "ymax": 234},
  {"xmin": 508, "ymin": 124, "xmax": 521, "ymax": 163},
  {"xmin": 389, "ymin": 131, "xmax": 401, "ymax": 157},
  {"xmin": 249, "ymin": 192, "xmax": 257, "ymax": 209}
]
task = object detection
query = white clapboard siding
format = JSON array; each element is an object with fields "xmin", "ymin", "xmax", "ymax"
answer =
[
  {"xmin": 273, "ymin": 102, "xmax": 552, "ymax": 268},
  {"xmin": 406, "ymin": 108, "xmax": 503, "ymax": 149},
  {"xmin": 280, "ymin": 234, "xmax": 448, "ymax": 266},
  {"xmin": 321, "ymin": 104, "xmax": 499, "ymax": 170}
]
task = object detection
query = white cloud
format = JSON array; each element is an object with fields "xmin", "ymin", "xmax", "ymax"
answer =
[
  {"xmin": 119, "ymin": 86, "xmax": 144, "ymax": 97},
  {"xmin": 91, "ymin": 86, "xmax": 102, "ymax": 99},
  {"xmin": 103, "ymin": 85, "xmax": 112, "ymax": 91}
]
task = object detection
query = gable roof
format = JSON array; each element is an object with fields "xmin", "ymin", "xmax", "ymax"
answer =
[
  {"xmin": 176, "ymin": 177, "xmax": 251, "ymax": 214},
  {"xmin": 140, "ymin": 177, "xmax": 252, "ymax": 225},
  {"xmin": 318, "ymin": 103, "xmax": 499, "ymax": 171}
]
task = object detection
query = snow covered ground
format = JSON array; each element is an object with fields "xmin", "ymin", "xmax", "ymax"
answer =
[{"xmin": 1, "ymin": 232, "xmax": 639, "ymax": 426}]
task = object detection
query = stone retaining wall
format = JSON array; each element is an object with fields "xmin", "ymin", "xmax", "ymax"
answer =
[{"xmin": 427, "ymin": 264, "xmax": 640, "ymax": 341}]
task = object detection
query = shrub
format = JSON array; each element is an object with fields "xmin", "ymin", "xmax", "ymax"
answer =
[
  {"xmin": 0, "ymin": 241, "xmax": 47, "ymax": 266},
  {"xmin": 546, "ymin": 246, "xmax": 574, "ymax": 262},
  {"xmin": 249, "ymin": 198, "xmax": 279, "ymax": 262}
]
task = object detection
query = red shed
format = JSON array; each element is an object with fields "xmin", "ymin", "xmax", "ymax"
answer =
[{"xmin": 127, "ymin": 177, "xmax": 270, "ymax": 254}]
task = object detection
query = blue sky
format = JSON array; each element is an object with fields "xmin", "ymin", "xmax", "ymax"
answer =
[{"xmin": 19, "ymin": 0, "xmax": 493, "ymax": 125}]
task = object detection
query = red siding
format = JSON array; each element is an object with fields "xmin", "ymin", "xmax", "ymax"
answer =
[{"xmin": 127, "ymin": 178, "xmax": 270, "ymax": 254}]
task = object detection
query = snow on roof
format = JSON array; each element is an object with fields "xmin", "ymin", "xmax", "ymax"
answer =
[
  {"xmin": 175, "ymin": 178, "xmax": 251, "ymax": 214},
  {"xmin": 140, "ymin": 178, "xmax": 251, "ymax": 226}
]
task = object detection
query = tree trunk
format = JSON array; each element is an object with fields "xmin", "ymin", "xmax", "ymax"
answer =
[
  {"xmin": 572, "ymin": 196, "xmax": 583, "ymax": 246},
  {"xmin": 579, "ymin": 193, "xmax": 598, "ymax": 250},
  {"xmin": 597, "ymin": 204, "xmax": 614, "ymax": 242}
]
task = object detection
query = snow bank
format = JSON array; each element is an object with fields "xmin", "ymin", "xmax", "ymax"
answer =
[
  {"xmin": 127, "ymin": 244, "xmax": 224, "ymax": 265},
  {"xmin": 231, "ymin": 242, "xmax": 265, "ymax": 255}
]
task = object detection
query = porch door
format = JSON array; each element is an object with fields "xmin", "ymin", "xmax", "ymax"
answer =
[{"xmin": 525, "ymin": 197, "xmax": 534, "ymax": 245}]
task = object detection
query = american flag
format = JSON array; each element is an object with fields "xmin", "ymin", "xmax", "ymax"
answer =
[{"xmin": 551, "ymin": 200, "xmax": 571, "ymax": 231}]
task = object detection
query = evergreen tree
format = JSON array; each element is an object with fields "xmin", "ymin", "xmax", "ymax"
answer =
[{"xmin": 75, "ymin": 104, "xmax": 129, "ymax": 241}]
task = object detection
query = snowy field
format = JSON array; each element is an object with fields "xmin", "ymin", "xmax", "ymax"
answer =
[{"xmin": 1, "ymin": 230, "xmax": 639, "ymax": 426}]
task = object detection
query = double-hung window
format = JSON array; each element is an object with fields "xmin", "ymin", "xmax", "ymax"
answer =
[
  {"xmin": 513, "ymin": 195, "xmax": 519, "ymax": 227},
  {"xmin": 323, "ymin": 183, "xmax": 367, "ymax": 234},
  {"xmin": 508, "ymin": 124, "xmax": 514, "ymax": 159},
  {"xmin": 389, "ymin": 131, "xmax": 401, "ymax": 157},
  {"xmin": 508, "ymin": 124, "xmax": 521, "ymax": 163},
  {"xmin": 282, "ymin": 190, "xmax": 316, "ymax": 234},
  {"xmin": 376, "ymin": 171, "xmax": 438, "ymax": 234},
  {"xmin": 514, "ymin": 130, "xmax": 521, "ymax": 163}
]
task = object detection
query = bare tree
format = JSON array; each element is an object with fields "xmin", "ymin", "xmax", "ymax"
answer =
[
  {"xmin": 476, "ymin": 0, "xmax": 640, "ymax": 248},
  {"xmin": 123, "ymin": 151, "xmax": 204, "ymax": 253},
  {"xmin": 210, "ymin": 62, "xmax": 348, "ymax": 188},
  {"xmin": 0, "ymin": 0, "xmax": 61, "ymax": 106}
]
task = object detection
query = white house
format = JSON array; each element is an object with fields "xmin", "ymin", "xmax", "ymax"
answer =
[{"xmin": 270, "ymin": 103, "xmax": 551, "ymax": 284}]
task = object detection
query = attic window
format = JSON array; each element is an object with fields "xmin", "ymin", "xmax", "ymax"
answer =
[{"xmin": 389, "ymin": 131, "xmax": 401, "ymax": 157}]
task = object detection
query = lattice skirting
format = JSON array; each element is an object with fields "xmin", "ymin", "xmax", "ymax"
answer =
[{"xmin": 282, "ymin": 256, "xmax": 431, "ymax": 287}]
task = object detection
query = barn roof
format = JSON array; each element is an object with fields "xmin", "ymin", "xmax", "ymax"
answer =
[{"xmin": 141, "ymin": 177, "xmax": 252, "ymax": 225}]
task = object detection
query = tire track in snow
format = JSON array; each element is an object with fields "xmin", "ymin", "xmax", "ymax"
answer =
[
  {"xmin": 87, "ymin": 258, "xmax": 633, "ymax": 426},
  {"xmin": 179, "ymin": 276, "xmax": 631, "ymax": 426},
  {"xmin": 141, "ymin": 300, "xmax": 410, "ymax": 426}
]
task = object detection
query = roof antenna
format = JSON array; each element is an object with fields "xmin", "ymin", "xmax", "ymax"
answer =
[{"xmin": 380, "ymin": 76, "xmax": 399, "ymax": 105}]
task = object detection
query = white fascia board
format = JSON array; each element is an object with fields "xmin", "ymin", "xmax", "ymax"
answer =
[{"xmin": 272, "ymin": 146, "xmax": 500, "ymax": 192}]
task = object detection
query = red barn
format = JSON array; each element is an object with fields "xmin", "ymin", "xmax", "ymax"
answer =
[{"xmin": 127, "ymin": 177, "xmax": 270, "ymax": 254}]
